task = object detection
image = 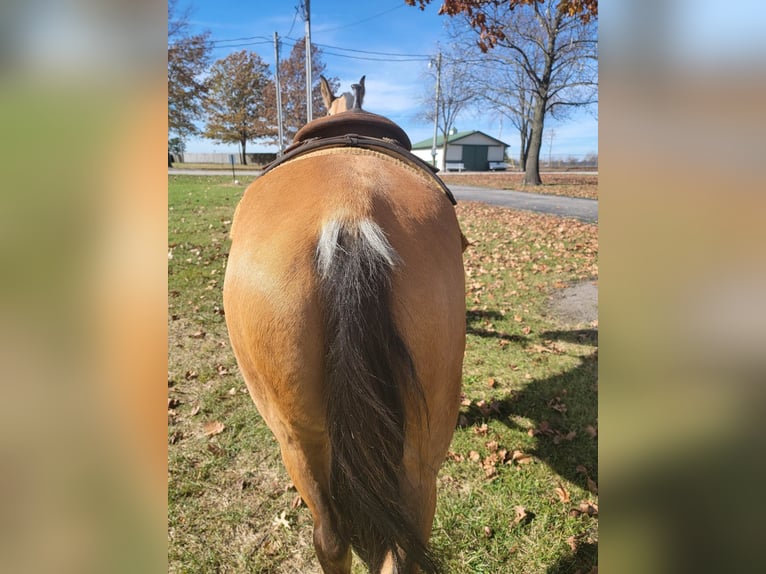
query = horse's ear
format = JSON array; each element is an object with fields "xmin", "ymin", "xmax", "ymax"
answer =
[{"xmin": 319, "ymin": 75, "xmax": 334, "ymax": 110}]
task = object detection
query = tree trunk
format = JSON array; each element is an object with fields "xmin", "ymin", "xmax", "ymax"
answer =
[
  {"xmin": 524, "ymin": 100, "xmax": 545, "ymax": 186},
  {"xmin": 240, "ymin": 137, "xmax": 247, "ymax": 165},
  {"xmin": 519, "ymin": 130, "xmax": 527, "ymax": 172},
  {"xmin": 440, "ymin": 130, "xmax": 449, "ymax": 172}
]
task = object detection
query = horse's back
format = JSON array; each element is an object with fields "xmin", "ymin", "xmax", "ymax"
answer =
[{"xmin": 224, "ymin": 148, "xmax": 464, "ymax": 436}]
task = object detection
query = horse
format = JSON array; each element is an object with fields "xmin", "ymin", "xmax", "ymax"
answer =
[
  {"xmin": 223, "ymin": 79, "xmax": 466, "ymax": 574},
  {"xmin": 320, "ymin": 74, "xmax": 364, "ymax": 114}
]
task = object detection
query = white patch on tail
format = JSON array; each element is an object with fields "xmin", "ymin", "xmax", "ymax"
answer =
[{"xmin": 316, "ymin": 219, "xmax": 399, "ymax": 278}]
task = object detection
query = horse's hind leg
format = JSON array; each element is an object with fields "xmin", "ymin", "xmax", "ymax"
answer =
[{"xmin": 279, "ymin": 440, "xmax": 351, "ymax": 574}]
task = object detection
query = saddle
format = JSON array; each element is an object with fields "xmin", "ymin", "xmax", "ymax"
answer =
[{"xmin": 262, "ymin": 111, "xmax": 457, "ymax": 206}]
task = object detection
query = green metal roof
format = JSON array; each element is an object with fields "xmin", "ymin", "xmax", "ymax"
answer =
[{"xmin": 411, "ymin": 130, "xmax": 509, "ymax": 149}]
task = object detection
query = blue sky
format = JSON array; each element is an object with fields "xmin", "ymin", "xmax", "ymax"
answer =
[{"xmin": 179, "ymin": 0, "xmax": 598, "ymax": 157}]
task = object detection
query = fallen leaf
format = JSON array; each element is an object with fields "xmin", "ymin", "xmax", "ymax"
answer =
[
  {"xmin": 469, "ymin": 451, "xmax": 481, "ymax": 462},
  {"xmin": 290, "ymin": 495, "xmax": 303, "ymax": 509},
  {"xmin": 567, "ymin": 535, "xmax": 578, "ymax": 552},
  {"xmin": 487, "ymin": 377, "xmax": 498, "ymax": 388},
  {"xmin": 273, "ymin": 511, "xmax": 290, "ymax": 530},
  {"xmin": 446, "ymin": 450, "xmax": 464, "ymax": 462},
  {"xmin": 555, "ymin": 483, "xmax": 571, "ymax": 503},
  {"xmin": 510, "ymin": 450, "xmax": 533, "ymax": 465},
  {"xmin": 570, "ymin": 501, "xmax": 599, "ymax": 518},
  {"xmin": 473, "ymin": 423, "xmax": 489, "ymax": 436},
  {"xmin": 511, "ymin": 505, "xmax": 529, "ymax": 526},
  {"xmin": 483, "ymin": 526, "xmax": 494, "ymax": 538},
  {"xmin": 190, "ymin": 330, "xmax": 206, "ymax": 339},
  {"xmin": 586, "ymin": 477, "xmax": 599, "ymax": 494},
  {"xmin": 585, "ymin": 425, "xmax": 598, "ymax": 438},
  {"xmin": 190, "ymin": 405, "xmax": 201, "ymax": 416},
  {"xmin": 203, "ymin": 420, "xmax": 225, "ymax": 436}
]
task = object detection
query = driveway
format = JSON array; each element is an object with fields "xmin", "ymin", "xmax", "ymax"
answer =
[
  {"xmin": 169, "ymin": 169, "xmax": 598, "ymax": 224},
  {"xmin": 448, "ymin": 184, "xmax": 598, "ymax": 224}
]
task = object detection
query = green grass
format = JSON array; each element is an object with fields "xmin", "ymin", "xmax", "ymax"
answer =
[{"xmin": 168, "ymin": 175, "xmax": 598, "ymax": 573}]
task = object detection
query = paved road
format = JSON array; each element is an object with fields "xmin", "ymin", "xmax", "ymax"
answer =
[
  {"xmin": 448, "ymin": 184, "xmax": 597, "ymax": 224},
  {"xmin": 169, "ymin": 169, "xmax": 597, "ymax": 224}
]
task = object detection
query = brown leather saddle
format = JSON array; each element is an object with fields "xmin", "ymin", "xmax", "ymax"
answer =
[{"xmin": 262, "ymin": 111, "xmax": 457, "ymax": 205}]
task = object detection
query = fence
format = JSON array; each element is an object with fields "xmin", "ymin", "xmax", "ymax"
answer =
[
  {"xmin": 505, "ymin": 153, "xmax": 598, "ymax": 170},
  {"xmin": 171, "ymin": 152, "xmax": 277, "ymax": 166}
]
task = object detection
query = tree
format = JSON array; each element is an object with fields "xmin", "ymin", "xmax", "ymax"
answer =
[
  {"xmin": 421, "ymin": 50, "xmax": 478, "ymax": 170},
  {"xmin": 264, "ymin": 40, "xmax": 338, "ymax": 148},
  {"xmin": 168, "ymin": 0, "xmax": 211, "ymax": 140},
  {"xmin": 406, "ymin": 1, "xmax": 597, "ymax": 48},
  {"xmin": 168, "ymin": 137, "xmax": 185, "ymax": 166},
  {"xmin": 202, "ymin": 51, "xmax": 273, "ymax": 164},
  {"xmin": 429, "ymin": 0, "xmax": 597, "ymax": 184}
]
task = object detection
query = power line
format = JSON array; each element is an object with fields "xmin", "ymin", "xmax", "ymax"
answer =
[
  {"xmin": 208, "ymin": 35, "xmax": 272, "ymax": 46},
  {"xmin": 203, "ymin": 34, "xmax": 434, "ymax": 64},
  {"xmin": 318, "ymin": 3, "xmax": 406, "ymax": 33},
  {"xmin": 284, "ymin": 37, "xmax": 432, "ymax": 61}
]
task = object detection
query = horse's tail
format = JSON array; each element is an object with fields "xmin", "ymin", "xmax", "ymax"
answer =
[{"xmin": 315, "ymin": 218, "xmax": 441, "ymax": 573}]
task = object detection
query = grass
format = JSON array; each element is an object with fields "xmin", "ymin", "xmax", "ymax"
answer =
[
  {"xmin": 168, "ymin": 174, "xmax": 598, "ymax": 573},
  {"xmin": 438, "ymin": 173, "xmax": 599, "ymax": 200}
]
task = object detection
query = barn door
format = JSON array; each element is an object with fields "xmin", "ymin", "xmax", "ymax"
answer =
[{"xmin": 461, "ymin": 145, "xmax": 489, "ymax": 171}]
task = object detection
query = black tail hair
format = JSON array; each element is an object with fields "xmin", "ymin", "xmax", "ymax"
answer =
[{"xmin": 317, "ymin": 221, "xmax": 441, "ymax": 573}]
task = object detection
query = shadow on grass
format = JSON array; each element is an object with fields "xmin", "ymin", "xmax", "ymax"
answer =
[
  {"xmin": 461, "ymin": 330, "xmax": 598, "ymax": 486},
  {"xmin": 456, "ymin": 322, "xmax": 598, "ymax": 572},
  {"xmin": 466, "ymin": 309, "xmax": 530, "ymax": 344},
  {"xmin": 547, "ymin": 541, "xmax": 598, "ymax": 574}
]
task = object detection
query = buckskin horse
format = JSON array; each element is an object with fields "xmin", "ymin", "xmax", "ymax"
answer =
[{"xmin": 223, "ymin": 77, "xmax": 466, "ymax": 573}]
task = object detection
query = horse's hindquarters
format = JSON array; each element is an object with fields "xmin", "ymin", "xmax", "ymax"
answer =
[{"xmin": 223, "ymin": 148, "xmax": 466, "ymax": 573}]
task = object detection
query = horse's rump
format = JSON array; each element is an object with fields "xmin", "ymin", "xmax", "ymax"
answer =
[{"xmin": 224, "ymin": 147, "xmax": 465, "ymax": 573}]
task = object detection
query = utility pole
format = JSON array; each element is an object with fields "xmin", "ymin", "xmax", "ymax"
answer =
[
  {"xmin": 429, "ymin": 51, "xmax": 441, "ymax": 169},
  {"xmin": 304, "ymin": 0, "xmax": 313, "ymax": 123},
  {"xmin": 547, "ymin": 129, "xmax": 555, "ymax": 169},
  {"xmin": 274, "ymin": 32, "xmax": 285, "ymax": 156}
]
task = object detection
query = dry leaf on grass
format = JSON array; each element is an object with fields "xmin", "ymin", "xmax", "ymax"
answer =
[
  {"xmin": 203, "ymin": 420, "xmax": 225, "ymax": 436},
  {"xmin": 511, "ymin": 505, "xmax": 530, "ymax": 526},
  {"xmin": 587, "ymin": 477, "xmax": 599, "ymax": 494},
  {"xmin": 510, "ymin": 450, "xmax": 534, "ymax": 465},
  {"xmin": 555, "ymin": 483, "xmax": 571, "ymax": 503},
  {"xmin": 569, "ymin": 501, "xmax": 599, "ymax": 518}
]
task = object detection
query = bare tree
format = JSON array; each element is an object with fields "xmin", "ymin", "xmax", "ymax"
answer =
[
  {"xmin": 167, "ymin": 0, "xmax": 211, "ymax": 141},
  {"xmin": 413, "ymin": 0, "xmax": 597, "ymax": 185},
  {"xmin": 421, "ymin": 49, "xmax": 477, "ymax": 170},
  {"xmin": 448, "ymin": 0, "xmax": 598, "ymax": 185}
]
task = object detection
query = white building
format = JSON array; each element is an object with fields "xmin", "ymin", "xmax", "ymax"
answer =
[{"xmin": 411, "ymin": 130, "xmax": 509, "ymax": 172}]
